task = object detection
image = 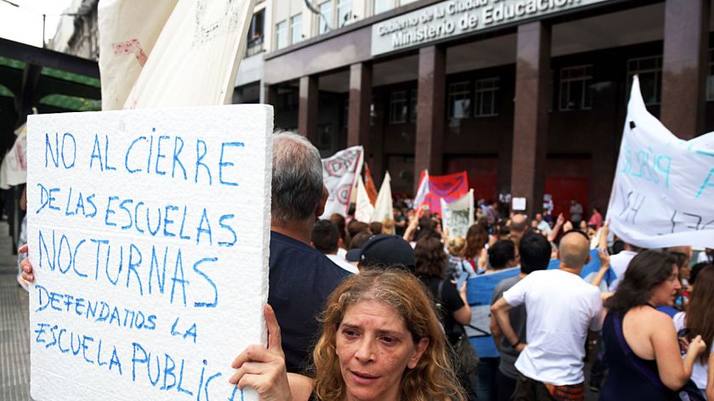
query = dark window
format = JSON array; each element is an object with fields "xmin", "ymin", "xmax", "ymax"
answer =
[
  {"xmin": 559, "ymin": 65, "xmax": 593, "ymax": 111},
  {"xmin": 389, "ymin": 91, "xmax": 408, "ymax": 124},
  {"xmin": 627, "ymin": 56, "xmax": 662, "ymax": 106},
  {"xmin": 448, "ymin": 81, "xmax": 471, "ymax": 119},
  {"xmin": 474, "ymin": 77, "xmax": 499, "ymax": 117}
]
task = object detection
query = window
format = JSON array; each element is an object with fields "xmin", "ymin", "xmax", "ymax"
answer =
[
  {"xmin": 448, "ymin": 82, "xmax": 471, "ymax": 119},
  {"xmin": 627, "ymin": 56, "xmax": 662, "ymax": 106},
  {"xmin": 319, "ymin": 1, "xmax": 333, "ymax": 34},
  {"xmin": 246, "ymin": 10, "xmax": 265, "ymax": 56},
  {"xmin": 290, "ymin": 14, "xmax": 302, "ymax": 45},
  {"xmin": 389, "ymin": 91, "xmax": 408, "ymax": 124},
  {"xmin": 559, "ymin": 65, "xmax": 593, "ymax": 111},
  {"xmin": 337, "ymin": 0, "xmax": 352, "ymax": 27},
  {"xmin": 474, "ymin": 77, "xmax": 499, "ymax": 117},
  {"xmin": 409, "ymin": 88, "xmax": 418, "ymax": 122},
  {"xmin": 707, "ymin": 49, "xmax": 714, "ymax": 101},
  {"xmin": 275, "ymin": 20, "xmax": 288, "ymax": 50},
  {"xmin": 374, "ymin": 0, "xmax": 392, "ymax": 15}
]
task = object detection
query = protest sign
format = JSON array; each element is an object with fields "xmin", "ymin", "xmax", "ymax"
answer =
[
  {"xmin": 440, "ymin": 189, "xmax": 474, "ymax": 238},
  {"xmin": 465, "ymin": 267, "xmax": 520, "ymax": 358},
  {"xmin": 27, "ymin": 104, "xmax": 273, "ymax": 401},
  {"xmin": 321, "ymin": 146, "xmax": 364, "ymax": 218},
  {"xmin": 415, "ymin": 171, "xmax": 469, "ymax": 215},
  {"xmin": 607, "ymin": 76, "xmax": 714, "ymax": 248}
]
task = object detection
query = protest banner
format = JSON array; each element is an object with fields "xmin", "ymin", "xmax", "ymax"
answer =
[
  {"xmin": 27, "ymin": 104, "xmax": 273, "ymax": 401},
  {"xmin": 364, "ymin": 163, "xmax": 379, "ymax": 205},
  {"xmin": 465, "ymin": 268, "xmax": 520, "ymax": 358},
  {"xmin": 607, "ymin": 76, "xmax": 714, "ymax": 248},
  {"xmin": 440, "ymin": 189, "xmax": 474, "ymax": 239},
  {"xmin": 123, "ymin": 1, "xmax": 254, "ymax": 108},
  {"xmin": 371, "ymin": 172, "xmax": 393, "ymax": 223},
  {"xmin": 354, "ymin": 176, "xmax": 375, "ymax": 223},
  {"xmin": 420, "ymin": 171, "xmax": 469, "ymax": 215},
  {"xmin": 321, "ymin": 146, "xmax": 364, "ymax": 218}
]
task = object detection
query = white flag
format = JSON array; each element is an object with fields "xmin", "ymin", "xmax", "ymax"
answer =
[
  {"xmin": 606, "ymin": 76, "xmax": 714, "ymax": 248},
  {"xmin": 413, "ymin": 170, "xmax": 429, "ymax": 208},
  {"xmin": 123, "ymin": 0, "xmax": 255, "ymax": 108},
  {"xmin": 355, "ymin": 176, "xmax": 375, "ymax": 223},
  {"xmin": 441, "ymin": 189, "xmax": 474, "ymax": 239},
  {"xmin": 98, "ymin": 0, "xmax": 177, "ymax": 110},
  {"xmin": 321, "ymin": 146, "xmax": 364, "ymax": 218},
  {"xmin": 371, "ymin": 172, "xmax": 393, "ymax": 223}
]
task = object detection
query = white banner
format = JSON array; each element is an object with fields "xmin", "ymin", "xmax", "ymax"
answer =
[
  {"xmin": 321, "ymin": 146, "xmax": 364, "ymax": 218},
  {"xmin": 354, "ymin": 176, "xmax": 375, "ymax": 223},
  {"xmin": 607, "ymin": 76, "xmax": 714, "ymax": 248},
  {"xmin": 98, "ymin": 0, "xmax": 177, "ymax": 110},
  {"xmin": 27, "ymin": 104, "xmax": 273, "ymax": 401},
  {"xmin": 441, "ymin": 189, "xmax": 474, "ymax": 239},
  {"xmin": 123, "ymin": 0, "xmax": 254, "ymax": 109},
  {"xmin": 371, "ymin": 172, "xmax": 393, "ymax": 223}
]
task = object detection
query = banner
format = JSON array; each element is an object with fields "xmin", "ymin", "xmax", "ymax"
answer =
[
  {"xmin": 0, "ymin": 124, "xmax": 27, "ymax": 188},
  {"xmin": 371, "ymin": 172, "xmax": 393, "ymax": 223},
  {"xmin": 123, "ymin": 0, "xmax": 254, "ymax": 108},
  {"xmin": 363, "ymin": 163, "xmax": 378, "ymax": 205},
  {"xmin": 607, "ymin": 76, "xmax": 714, "ymax": 248},
  {"xmin": 422, "ymin": 171, "xmax": 469, "ymax": 215},
  {"xmin": 321, "ymin": 146, "xmax": 363, "ymax": 218},
  {"xmin": 27, "ymin": 105, "xmax": 273, "ymax": 401},
  {"xmin": 354, "ymin": 176, "xmax": 375, "ymax": 223},
  {"xmin": 465, "ymin": 267, "xmax": 520, "ymax": 358},
  {"xmin": 441, "ymin": 189, "xmax": 474, "ymax": 238},
  {"xmin": 413, "ymin": 170, "xmax": 429, "ymax": 208},
  {"xmin": 98, "ymin": 0, "xmax": 177, "ymax": 110}
]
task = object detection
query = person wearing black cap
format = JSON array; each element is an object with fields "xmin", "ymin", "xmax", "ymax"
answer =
[{"xmin": 345, "ymin": 233, "xmax": 417, "ymax": 272}]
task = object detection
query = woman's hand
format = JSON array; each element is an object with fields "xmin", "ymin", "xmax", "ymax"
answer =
[
  {"xmin": 229, "ymin": 305, "xmax": 292, "ymax": 401},
  {"xmin": 687, "ymin": 335, "xmax": 707, "ymax": 358},
  {"xmin": 18, "ymin": 244, "xmax": 35, "ymax": 283}
]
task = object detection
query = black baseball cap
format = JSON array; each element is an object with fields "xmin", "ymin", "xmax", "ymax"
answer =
[{"xmin": 346, "ymin": 234, "xmax": 416, "ymax": 271}]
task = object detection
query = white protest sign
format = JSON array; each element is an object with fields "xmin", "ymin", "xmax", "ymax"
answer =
[
  {"xmin": 607, "ymin": 76, "xmax": 714, "ymax": 248},
  {"xmin": 27, "ymin": 104, "xmax": 273, "ymax": 401},
  {"xmin": 321, "ymin": 146, "xmax": 363, "ymax": 218},
  {"xmin": 441, "ymin": 189, "xmax": 474, "ymax": 239}
]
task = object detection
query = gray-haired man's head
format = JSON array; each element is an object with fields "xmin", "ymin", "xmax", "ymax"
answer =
[{"xmin": 271, "ymin": 132, "xmax": 324, "ymax": 225}]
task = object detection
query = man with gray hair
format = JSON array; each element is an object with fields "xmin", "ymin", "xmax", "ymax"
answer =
[{"xmin": 268, "ymin": 132, "xmax": 351, "ymax": 373}]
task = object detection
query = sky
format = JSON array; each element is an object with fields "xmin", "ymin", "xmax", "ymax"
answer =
[{"xmin": 0, "ymin": 0, "xmax": 74, "ymax": 47}]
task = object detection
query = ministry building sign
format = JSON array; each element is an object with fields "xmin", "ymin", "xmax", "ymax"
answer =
[{"xmin": 371, "ymin": 0, "xmax": 612, "ymax": 56}]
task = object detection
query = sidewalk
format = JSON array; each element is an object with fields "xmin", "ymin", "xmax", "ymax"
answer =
[{"xmin": 0, "ymin": 221, "xmax": 30, "ymax": 401}]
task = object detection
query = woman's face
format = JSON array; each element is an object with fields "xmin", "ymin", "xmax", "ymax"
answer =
[
  {"xmin": 650, "ymin": 265, "xmax": 682, "ymax": 306},
  {"xmin": 336, "ymin": 300, "xmax": 429, "ymax": 401}
]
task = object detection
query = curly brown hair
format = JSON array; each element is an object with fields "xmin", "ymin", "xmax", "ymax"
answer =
[
  {"xmin": 463, "ymin": 223, "xmax": 488, "ymax": 260},
  {"xmin": 415, "ymin": 236, "xmax": 447, "ymax": 279},
  {"xmin": 312, "ymin": 270, "xmax": 465, "ymax": 401}
]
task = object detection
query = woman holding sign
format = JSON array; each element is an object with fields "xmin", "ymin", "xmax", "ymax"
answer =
[{"xmin": 229, "ymin": 269, "xmax": 466, "ymax": 401}]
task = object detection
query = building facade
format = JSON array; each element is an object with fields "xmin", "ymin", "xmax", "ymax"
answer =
[{"xmin": 234, "ymin": 0, "xmax": 712, "ymax": 216}]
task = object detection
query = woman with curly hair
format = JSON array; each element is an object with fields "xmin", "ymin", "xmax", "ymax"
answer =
[{"xmin": 230, "ymin": 269, "xmax": 466, "ymax": 401}]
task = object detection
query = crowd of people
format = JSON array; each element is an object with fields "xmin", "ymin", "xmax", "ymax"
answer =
[{"xmin": 19, "ymin": 132, "xmax": 714, "ymax": 401}]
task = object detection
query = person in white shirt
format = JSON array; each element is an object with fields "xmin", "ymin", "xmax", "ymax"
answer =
[
  {"xmin": 311, "ymin": 219, "xmax": 359, "ymax": 274},
  {"xmin": 608, "ymin": 242, "xmax": 642, "ymax": 291},
  {"xmin": 491, "ymin": 230, "xmax": 603, "ymax": 401}
]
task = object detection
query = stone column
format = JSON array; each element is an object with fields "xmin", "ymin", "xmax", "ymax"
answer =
[
  {"xmin": 347, "ymin": 62, "xmax": 372, "ymax": 150},
  {"xmin": 660, "ymin": 0, "xmax": 709, "ymax": 139},
  {"xmin": 511, "ymin": 22, "xmax": 551, "ymax": 216},
  {"xmin": 298, "ymin": 75, "xmax": 319, "ymax": 144},
  {"xmin": 414, "ymin": 45, "xmax": 445, "ymax": 189}
]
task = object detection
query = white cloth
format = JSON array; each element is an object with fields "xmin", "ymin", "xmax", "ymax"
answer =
[
  {"xmin": 503, "ymin": 269, "xmax": 603, "ymax": 385},
  {"xmin": 327, "ymin": 254, "xmax": 359, "ymax": 274},
  {"xmin": 673, "ymin": 312, "xmax": 709, "ymax": 390},
  {"xmin": 607, "ymin": 250, "xmax": 638, "ymax": 291}
]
